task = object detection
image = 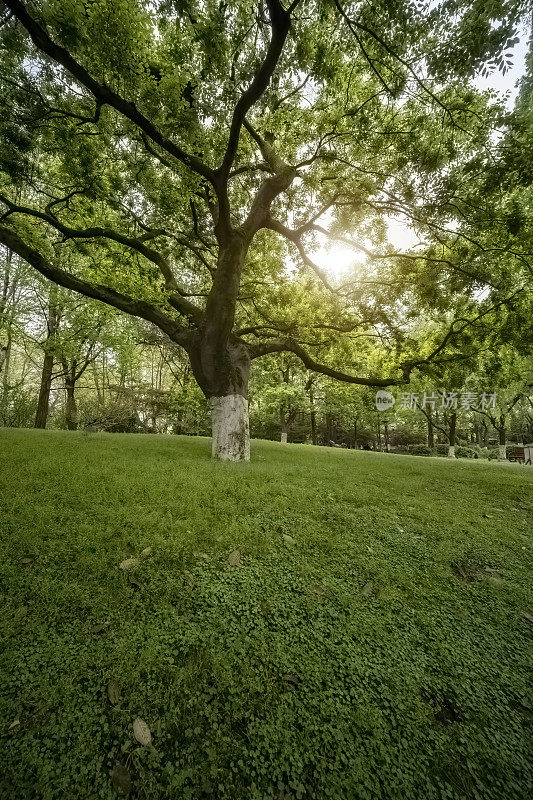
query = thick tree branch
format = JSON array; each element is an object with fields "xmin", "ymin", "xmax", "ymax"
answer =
[
  {"xmin": 264, "ymin": 217, "xmax": 339, "ymax": 293},
  {"xmin": 4, "ymin": 0, "xmax": 215, "ymax": 182},
  {"xmin": 410, "ymin": 291, "xmax": 526, "ymax": 371},
  {"xmin": 249, "ymin": 337, "xmax": 405, "ymax": 385},
  {"xmin": 0, "ymin": 194, "xmax": 203, "ymax": 322},
  {"xmin": 0, "ymin": 225, "xmax": 192, "ymax": 347},
  {"xmin": 219, "ymin": 0, "xmax": 291, "ymax": 181}
]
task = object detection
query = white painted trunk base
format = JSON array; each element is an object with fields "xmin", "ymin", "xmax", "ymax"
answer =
[
  {"xmin": 448, "ymin": 445, "xmax": 456, "ymax": 458},
  {"xmin": 280, "ymin": 432, "xmax": 288, "ymax": 444},
  {"xmin": 498, "ymin": 444, "xmax": 507, "ymax": 461},
  {"xmin": 210, "ymin": 394, "xmax": 250, "ymax": 461}
]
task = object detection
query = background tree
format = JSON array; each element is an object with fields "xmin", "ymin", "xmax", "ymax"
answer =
[{"xmin": 0, "ymin": 0, "xmax": 530, "ymax": 458}]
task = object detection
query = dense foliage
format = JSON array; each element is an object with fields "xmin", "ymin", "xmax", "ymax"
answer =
[{"xmin": 0, "ymin": 1, "xmax": 531, "ymax": 458}]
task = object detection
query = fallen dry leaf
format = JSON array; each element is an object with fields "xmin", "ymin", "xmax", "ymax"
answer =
[
  {"xmin": 107, "ymin": 680, "xmax": 121, "ymax": 705},
  {"xmin": 228, "ymin": 549, "xmax": 241, "ymax": 567},
  {"xmin": 133, "ymin": 717, "xmax": 152, "ymax": 746},
  {"xmin": 119, "ymin": 557, "xmax": 139, "ymax": 571}
]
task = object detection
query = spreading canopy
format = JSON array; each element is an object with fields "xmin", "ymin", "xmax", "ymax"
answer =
[{"xmin": 0, "ymin": 0, "xmax": 530, "ymax": 404}]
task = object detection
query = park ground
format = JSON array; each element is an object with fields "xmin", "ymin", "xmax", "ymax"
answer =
[{"xmin": 0, "ymin": 429, "xmax": 531, "ymax": 800}]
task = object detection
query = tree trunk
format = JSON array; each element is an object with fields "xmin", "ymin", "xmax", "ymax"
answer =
[
  {"xmin": 384, "ymin": 419, "xmax": 390, "ymax": 451},
  {"xmin": 1, "ymin": 329, "xmax": 11, "ymax": 390},
  {"xmin": 309, "ymin": 384, "xmax": 317, "ymax": 445},
  {"xmin": 447, "ymin": 411, "xmax": 457, "ymax": 458},
  {"xmin": 35, "ymin": 350, "xmax": 54, "ymax": 428},
  {"xmin": 353, "ymin": 418, "xmax": 357, "ymax": 449},
  {"xmin": 0, "ymin": 248, "xmax": 13, "ymax": 388},
  {"xmin": 427, "ymin": 410, "xmax": 434, "ymax": 449},
  {"xmin": 188, "ymin": 331, "xmax": 251, "ymax": 461},
  {"xmin": 210, "ymin": 394, "xmax": 250, "ymax": 460},
  {"xmin": 35, "ymin": 291, "xmax": 60, "ymax": 429},
  {"xmin": 280, "ymin": 408, "xmax": 288, "ymax": 443},
  {"xmin": 64, "ymin": 363, "xmax": 78, "ymax": 431},
  {"xmin": 65, "ymin": 382, "xmax": 77, "ymax": 430},
  {"xmin": 498, "ymin": 425, "xmax": 506, "ymax": 460},
  {"xmin": 325, "ymin": 412, "xmax": 333, "ymax": 444},
  {"xmin": 310, "ymin": 409, "xmax": 317, "ymax": 445}
]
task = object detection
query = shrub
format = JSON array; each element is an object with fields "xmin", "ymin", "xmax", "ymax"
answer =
[
  {"xmin": 0, "ymin": 388, "xmax": 36, "ymax": 427},
  {"xmin": 410, "ymin": 445, "xmax": 433, "ymax": 456},
  {"xmin": 77, "ymin": 398, "xmax": 148, "ymax": 433},
  {"xmin": 455, "ymin": 446, "xmax": 476, "ymax": 459}
]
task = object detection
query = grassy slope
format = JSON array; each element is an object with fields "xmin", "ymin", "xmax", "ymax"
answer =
[{"xmin": 0, "ymin": 429, "xmax": 531, "ymax": 800}]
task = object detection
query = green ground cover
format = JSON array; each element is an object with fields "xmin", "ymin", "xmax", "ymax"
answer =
[{"xmin": 0, "ymin": 429, "xmax": 531, "ymax": 800}]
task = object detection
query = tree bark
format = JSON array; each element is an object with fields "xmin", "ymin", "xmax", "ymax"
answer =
[
  {"xmin": 0, "ymin": 248, "xmax": 13, "ymax": 388},
  {"xmin": 427, "ymin": 409, "xmax": 435, "ymax": 449},
  {"xmin": 65, "ymin": 381, "xmax": 77, "ymax": 430},
  {"xmin": 309, "ymin": 384, "xmax": 317, "ymax": 445},
  {"xmin": 447, "ymin": 411, "xmax": 457, "ymax": 458},
  {"xmin": 498, "ymin": 425, "xmax": 506, "ymax": 460},
  {"xmin": 35, "ymin": 350, "xmax": 54, "ymax": 428},
  {"xmin": 210, "ymin": 394, "xmax": 250, "ymax": 460},
  {"xmin": 35, "ymin": 290, "xmax": 60, "ymax": 429},
  {"xmin": 325, "ymin": 412, "xmax": 333, "ymax": 445},
  {"xmin": 188, "ymin": 328, "xmax": 251, "ymax": 461},
  {"xmin": 64, "ymin": 362, "xmax": 78, "ymax": 431}
]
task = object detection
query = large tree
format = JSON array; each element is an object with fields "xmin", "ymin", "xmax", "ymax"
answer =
[{"xmin": 0, "ymin": 0, "xmax": 529, "ymax": 458}]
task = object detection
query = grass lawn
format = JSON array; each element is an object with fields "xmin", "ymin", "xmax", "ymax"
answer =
[{"xmin": 0, "ymin": 429, "xmax": 531, "ymax": 800}]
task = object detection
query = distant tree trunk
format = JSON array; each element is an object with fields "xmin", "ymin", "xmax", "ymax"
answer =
[
  {"xmin": 1, "ymin": 329, "xmax": 11, "ymax": 391},
  {"xmin": 280, "ymin": 408, "xmax": 288, "ymax": 443},
  {"xmin": 427, "ymin": 409, "xmax": 435, "ymax": 449},
  {"xmin": 325, "ymin": 412, "xmax": 333, "ymax": 444},
  {"xmin": 353, "ymin": 417, "xmax": 357, "ymax": 449},
  {"xmin": 384, "ymin": 418, "xmax": 390, "ymax": 451},
  {"xmin": 376, "ymin": 414, "xmax": 382, "ymax": 450},
  {"xmin": 0, "ymin": 248, "xmax": 13, "ymax": 388},
  {"xmin": 63, "ymin": 361, "xmax": 78, "ymax": 431},
  {"xmin": 35, "ymin": 351, "xmax": 54, "ymax": 428},
  {"xmin": 310, "ymin": 408, "xmax": 317, "ymax": 445},
  {"xmin": 35, "ymin": 290, "xmax": 60, "ymax": 429},
  {"xmin": 92, "ymin": 361, "xmax": 103, "ymax": 404},
  {"xmin": 65, "ymin": 382, "xmax": 77, "ymax": 430},
  {"xmin": 498, "ymin": 422, "xmax": 506, "ymax": 460},
  {"xmin": 309, "ymin": 384, "xmax": 317, "ymax": 445},
  {"xmin": 447, "ymin": 411, "xmax": 457, "ymax": 458}
]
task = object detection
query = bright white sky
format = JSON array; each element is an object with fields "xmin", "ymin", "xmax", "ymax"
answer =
[{"xmin": 315, "ymin": 29, "xmax": 530, "ymax": 280}]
